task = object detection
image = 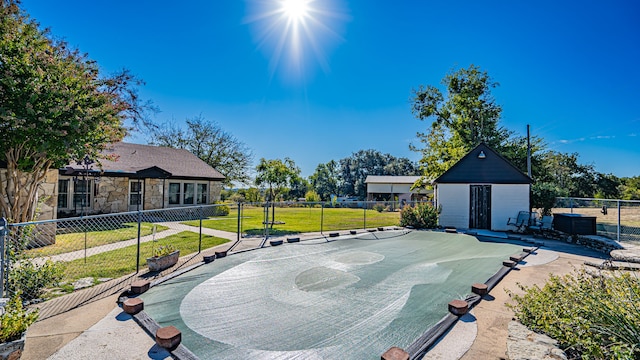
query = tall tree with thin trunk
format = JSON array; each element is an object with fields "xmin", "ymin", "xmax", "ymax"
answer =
[
  {"xmin": 254, "ymin": 158, "xmax": 299, "ymax": 227},
  {"xmin": 410, "ymin": 65, "xmax": 510, "ymax": 180},
  {"xmin": 150, "ymin": 116, "xmax": 253, "ymax": 186},
  {"xmin": 0, "ymin": 0, "xmax": 152, "ymax": 222}
]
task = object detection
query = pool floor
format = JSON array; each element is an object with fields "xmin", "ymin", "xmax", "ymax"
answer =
[{"xmin": 140, "ymin": 230, "xmax": 522, "ymax": 359}]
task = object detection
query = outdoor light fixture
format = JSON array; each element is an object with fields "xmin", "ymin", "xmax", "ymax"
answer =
[{"xmin": 478, "ymin": 151, "xmax": 486, "ymax": 159}]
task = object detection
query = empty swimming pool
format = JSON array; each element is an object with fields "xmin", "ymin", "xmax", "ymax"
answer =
[{"xmin": 139, "ymin": 230, "xmax": 522, "ymax": 359}]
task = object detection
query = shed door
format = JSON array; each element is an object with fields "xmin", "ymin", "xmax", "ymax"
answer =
[{"xmin": 469, "ymin": 185, "xmax": 491, "ymax": 229}]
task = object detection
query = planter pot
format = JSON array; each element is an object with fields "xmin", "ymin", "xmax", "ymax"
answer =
[
  {"xmin": 0, "ymin": 333, "xmax": 25, "ymax": 360},
  {"xmin": 147, "ymin": 250, "xmax": 180, "ymax": 272}
]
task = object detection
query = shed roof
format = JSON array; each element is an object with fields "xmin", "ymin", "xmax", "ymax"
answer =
[
  {"xmin": 62, "ymin": 142, "xmax": 225, "ymax": 180},
  {"xmin": 364, "ymin": 176, "xmax": 422, "ymax": 184},
  {"xmin": 433, "ymin": 143, "xmax": 532, "ymax": 184}
]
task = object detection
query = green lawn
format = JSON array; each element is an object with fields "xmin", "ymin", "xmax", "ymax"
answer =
[
  {"xmin": 26, "ymin": 222, "xmax": 169, "ymax": 257},
  {"xmin": 61, "ymin": 231, "xmax": 229, "ymax": 281},
  {"xmin": 185, "ymin": 206, "xmax": 401, "ymax": 236}
]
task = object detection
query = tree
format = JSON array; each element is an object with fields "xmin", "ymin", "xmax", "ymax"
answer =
[
  {"xmin": 338, "ymin": 150, "xmax": 419, "ymax": 199},
  {"xmin": 309, "ymin": 160, "xmax": 340, "ymax": 201},
  {"xmin": 0, "ymin": 1, "xmax": 151, "ymax": 222},
  {"xmin": 150, "ymin": 116, "xmax": 253, "ymax": 186},
  {"xmin": 288, "ymin": 175, "xmax": 309, "ymax": 200},
  {"xmin": 254, "ymin": 158, "xmax": 300, "ymax": 227},
  {"xmin": 620, "ymin": 176, "xmax": 640, "ymax": 200},
  {"xmin": 410, "ymin": 65, "xmax": 511, "ymax": 179}
]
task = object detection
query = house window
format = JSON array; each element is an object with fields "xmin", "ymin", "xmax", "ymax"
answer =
[
  {"xmin": 167, "ymin": 181, "xmax": 209, "ymax": 206},
  {"xmin": 197, "ymin": 184, "xmax": 208, "ymax": 204},
  {"xmin": 183, "ymin": 183, "xmax": 195, "ymax": 205},
  {"xmin": 73, "ymin": 179, "xmax": 91, "ymax": 208},
  {"xmin": 169, "ymin": 183, "xmax": 181, "ymax": 205},
  {"xmin": 58, "ymin": 179, "xmax": 69, "ymax": 208}
]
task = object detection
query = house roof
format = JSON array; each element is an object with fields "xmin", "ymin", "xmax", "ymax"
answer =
[
  {"xmin": 433, "ymin": 143, "xmax": 532, "ymax": 184},
  {"xmin": 62, "ymin": 142, "xmax": 225, "ymax": 180},
  {"xmin": 365, "ymin": 176, "xmax": 422, "ymax": 184}
]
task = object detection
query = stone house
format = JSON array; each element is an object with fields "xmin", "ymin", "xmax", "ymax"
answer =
[{"xmin": 57, "ymin": 142, "xmax": 225, "ymax": 218}]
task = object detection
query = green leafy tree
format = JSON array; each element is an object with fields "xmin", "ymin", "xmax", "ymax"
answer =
[
  {"xmin": 255, "ymin": 158, "xmax": 300, "ymax": 227},
  {"xmin": 238, "ymin": 187, "xmax": 262, "ymax": 203},
  {"xmin": 410, "ymin": 65, "xmax": 511, "ymax": 179},
  {"xmin": 0, "ymin": 1, "xmax": 151, "ymax": 222},
  {"xmin": 150, "ymin": 116, "xmax": 253, "ymax": 186},
  {"xmin": 288, "ymin": 175, "xmax": 309, "ymax": 200},
  {"xmin": 305, "ymin": 190, "xmax": 321, "ymax": 202},
  {"xmin": 593, "ymin": 173, "xmax": 621, "ymax": 199},
  {"xmin": 531, "ymin": 182, "xmax": 568, "ymax": 216},
  {"xmin": 338, "ymin": 150, "xmax": 419, "ymax": 199},
  {"xmin": 309, "ymin": 160, "xmax": 340, "ymax": 201},
  {"xmin": 619, "ymin": 176, "xmax": 640, "ymax": 200}
]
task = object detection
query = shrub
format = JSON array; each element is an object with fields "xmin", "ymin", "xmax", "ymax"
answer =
[
  {"xmin": 507, "ymin": 269, "xmax": 640, "ymax": 359},
  {"xmin": 211, "ymin": 204, "xmax": 230, "ymax": 216},
  {"xmin": 0, "ymin": 292, "xmax": 38, "ymax": 343},
  {"xmin": 373, "ymin": 203, "xmax": 386, "ymax": 212},
  {"xmin": 305, "ymin": 190, "xmax": 321, "ymax": 203},
  {"xmin": 531, "ymin": 182, "xmax": 568, "ymax": 216},
  {"xmin": 8, "ymin": 260, "xmax": 64, "ymax": 302},
  {"xmin": 399, "ymin": 203, "xmax": 439, "ymax": 229},
  {"xmin": 152, "ymin": 244, "xmax": 177, "ymax": 258}
]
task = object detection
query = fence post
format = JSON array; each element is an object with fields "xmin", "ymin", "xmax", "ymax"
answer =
[
  {"xmin": 237, "ymin": 202, "xmax": 241, "ymax": 243},
  {"xmin": 136, "ymin": 210, "xmax": 142, "ymax": 273},
  {"xmin": 320, "ymin": 203, "xmax": 324, "ymax": 234},
  {"xmin": 198, "ymin": 206, "xmax": 203, "ymax": 253},
  {"xmin": 617, "ymin": 200, "xmax": 621, "ymax": 242},
  {"xmin": 0, "ymin": 217, "xmax": 7, "ymax": 298},
  {"xmin": 363, "ymin": 202, "xmax": 367, "ymax": 230},
  {"xmin": 570, "ymin": 198, "xmax": 574, "ymax": 213}
]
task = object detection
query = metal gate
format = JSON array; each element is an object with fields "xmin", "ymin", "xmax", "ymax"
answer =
[{"xmin": 470, "ymin": 185, "xmax": 491, "ymax": 229}]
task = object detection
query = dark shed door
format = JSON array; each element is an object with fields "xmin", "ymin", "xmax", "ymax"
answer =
[{"xmin": 469, "ymin": 185, "xmax": 491, "ymax": 229}]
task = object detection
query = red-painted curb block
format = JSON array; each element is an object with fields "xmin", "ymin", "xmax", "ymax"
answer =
[
  {"xmin": 156, "ymin": 326, "xmax": 181, "ymax": 350},
  {"xmin": 381, "ymin": 346, "xmax": 409, "ymax": 360},
  {"xmin": 123, "ymin": 298, "xmax": 144, "ymax": 314},
  {"xmin": 448, "ymin": 299, "xmax": 469, "ymax": 316},
  {"xmin": 130, "ymin": 280, "xmax": 150, "ymax": 294},
  {"xmin": 472, "ymin": 283, "xmax": 488, "ymax": 295}
]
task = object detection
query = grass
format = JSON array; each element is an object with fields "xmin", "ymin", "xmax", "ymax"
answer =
[
  {"xmin": 61, "ymin": 231, "xmax": 229, "ymax": 282},
  {"xmin": 184, "ymin": 206, "xmax": 401, "ymax": 236},
  {"xmin": 25, "ymin": 222, "xmax": 169, "ymax": 257}
]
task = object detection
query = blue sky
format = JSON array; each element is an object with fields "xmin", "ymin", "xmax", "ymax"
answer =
[{"xmin": 22, "ymin": 0, "xmax": 640, "ymax": 178}]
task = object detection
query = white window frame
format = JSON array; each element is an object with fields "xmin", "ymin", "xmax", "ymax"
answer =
[
  {"xmin": 57, "ymin": 177, "xmax": 93, "ymax": 212},
  {"xmin": 129, "ymin": 179, "xmax": 144, "ymax": 210},
  {"xmin": 167, "ymin": 181, "xmax": 209, "ymax": 206},
  {"xmin": 57, "ymin": 179, "xmax": 70, "ymax": 209}
]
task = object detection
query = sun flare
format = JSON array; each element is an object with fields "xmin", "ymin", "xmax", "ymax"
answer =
[
  {"xmin": 280, "ymin": 0, "xmax": 310, "ymax": 23},
  {"xmin": 244, "ymin": 0, "xmax": 349, "ymax": 79}
]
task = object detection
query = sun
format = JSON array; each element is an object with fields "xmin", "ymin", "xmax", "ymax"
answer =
[
  {"xmin": 280, "ymin": 0, "xmax": 310, "ymax": 23},
  {"xmin": 244, "ymin": 0, "xmax": 349, "ymax": 80}
]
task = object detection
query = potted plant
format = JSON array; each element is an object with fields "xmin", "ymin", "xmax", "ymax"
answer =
[
  {"xmin": 0, "ymin": 292, "xmax": 38, "ymax": 360},
  {"xmin": 146, "ymin": 244, "xmax": 180, "ymax": 272}
]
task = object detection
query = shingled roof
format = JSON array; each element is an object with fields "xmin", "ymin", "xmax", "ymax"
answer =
[
  {"xmin": 63, "ymin": 142, "xmax": 225, "ymax": 180},
  {"xmin": 433, "ymin": 143, "xmax": 531, "ymax": 184}
]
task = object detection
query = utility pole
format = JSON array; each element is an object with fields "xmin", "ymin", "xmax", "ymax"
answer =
[{"xmin": 527, "ymin": 124, "xmax": 532, "ymax": 178}]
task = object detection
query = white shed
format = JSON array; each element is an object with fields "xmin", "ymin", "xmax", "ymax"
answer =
[
  {"xmin": 433, "ymin": 143, "xmax": 532, "ymax": 231},
  {"xmin": 365, "ymin": 176, "xmax": 430, "ymax": 202}
]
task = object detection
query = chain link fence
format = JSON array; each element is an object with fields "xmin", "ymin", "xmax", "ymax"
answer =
[
  {"xmin": 0, "ymin": 201, "xmax": 409, "ymax": 315},
  {"xmin": 553, "ymin": 197, "xmax": 640, "ymax": 243}
]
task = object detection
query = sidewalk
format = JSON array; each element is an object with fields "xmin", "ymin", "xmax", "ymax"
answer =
[{"xmin": 44, "ymin": 222, "xmax": 239, "ymax": 263}]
